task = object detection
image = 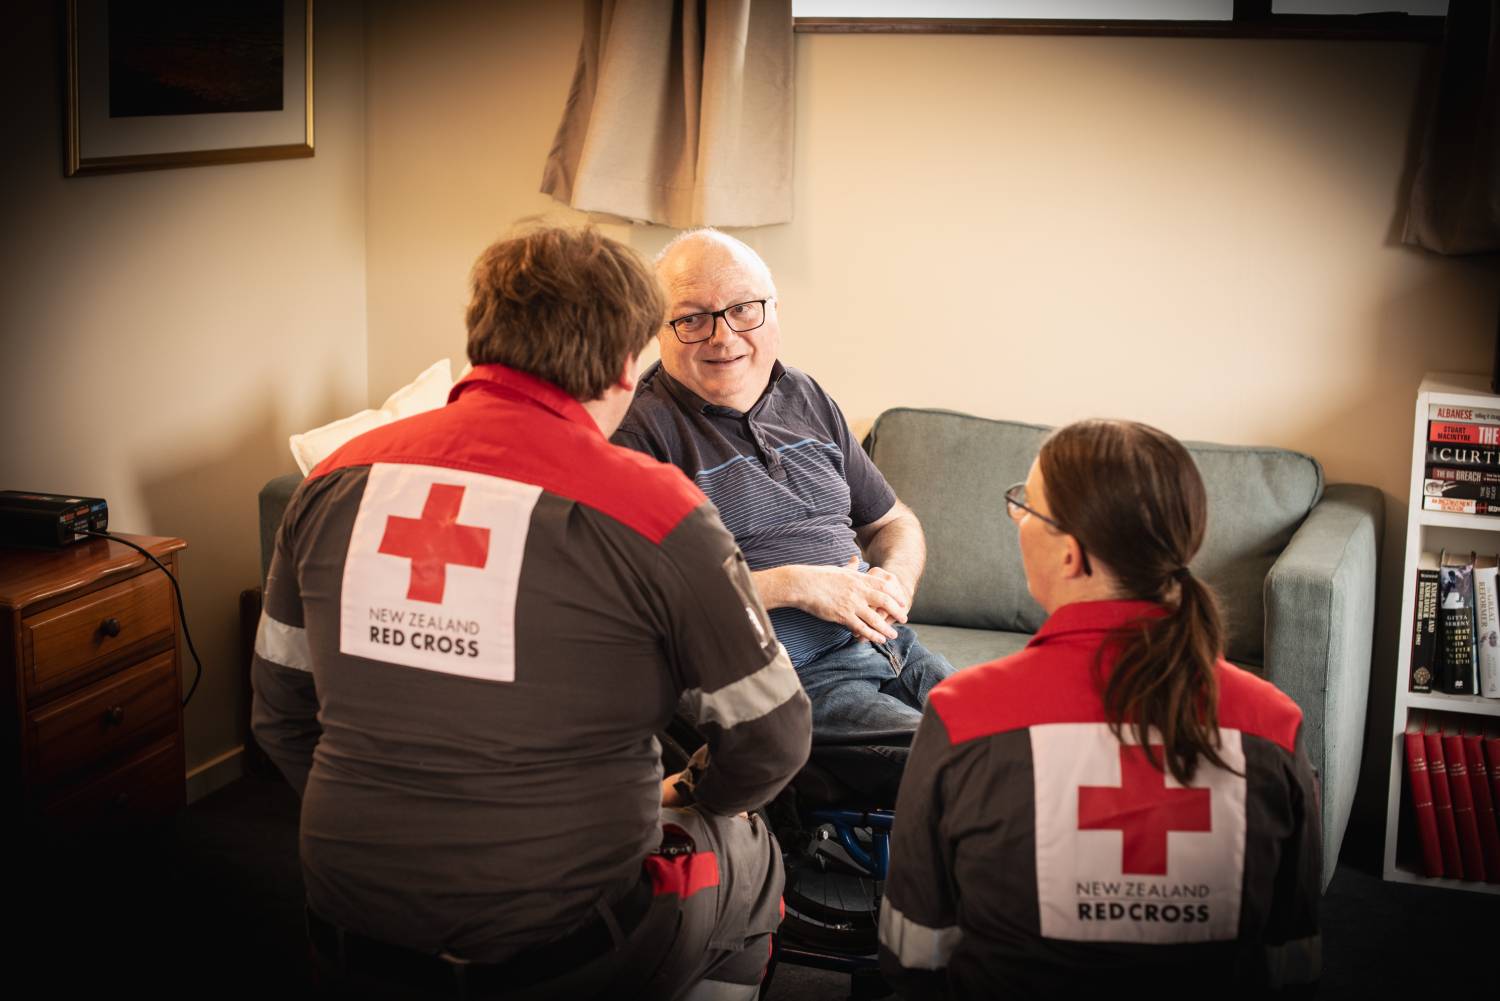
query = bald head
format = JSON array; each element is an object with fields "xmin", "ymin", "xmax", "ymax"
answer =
[
  {"xmin": 654, "ymin": 228, "xmax": 782, "ymax": 413},
  {"xmin": 655, "ymin": 229, "xmax": 778, "ymax": 298}
]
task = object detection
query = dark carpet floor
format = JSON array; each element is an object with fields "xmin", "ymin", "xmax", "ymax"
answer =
[{"xmin": 23, "ymin": 769, "xmax": 1498, "ymax": 999}]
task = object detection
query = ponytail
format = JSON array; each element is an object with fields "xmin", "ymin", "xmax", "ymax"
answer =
[
  {"xmin": 1100, "ymin": 570, "xmax": 1235, "ymax": 784},
  {"xmin": 1039, "ymin": 420, "xmax": 1239, "ymax": 785}
]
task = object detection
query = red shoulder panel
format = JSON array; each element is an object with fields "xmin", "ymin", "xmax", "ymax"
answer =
[
  {"xmin": 310, "ymin": 386, "xmax": 705, "ymax": 545},
  {"xmin": 931, "ymin": 645, "xmax": 1302, "ymax": 755}
]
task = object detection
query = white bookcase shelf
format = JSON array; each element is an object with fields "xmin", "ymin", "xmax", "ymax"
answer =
[{"xmin": 1383, "ymin": 372, "xmax": 1500, "ymax": 895}]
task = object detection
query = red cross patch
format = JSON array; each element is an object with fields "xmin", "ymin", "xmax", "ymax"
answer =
[
  {"xmin": 377, "ymin": 483, "xmax": 491, "ymax": 604},
  {"xmin": 1078, "ymin": 744, "xmax": 1212, "ymax": 875}
]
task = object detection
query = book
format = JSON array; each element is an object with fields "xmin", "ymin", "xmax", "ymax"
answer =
[
  {"xmin": 1404, "ymin": 726, "xmax": 1445, "ymax": 878},
  {"xmin": 1424, "ymin": 479, "xmax": 1500, "ymax": 502},
  {"xmin": 1460, "ymin": 732, "xmax": 1500, "ymax": 883},
  {"xmin": 1486, "ymin": 736, "xmax": 1500, "ymax": 827},
  {"xmin": 1431, "ymin": 403, "xmax": 1500, "ymax": 424},
  {"xmin": 1427, "ymin": 444, "xmax": 1500, "ymax": 469},
  {"xmin": 1424, "ymin": 496, "xmax": 1500, "ymax": 516},
  {"xmin": 1425, "ymin": 729, "xmax": 1465, "ymax": 878},
  {"xmin": 1430, "ymin": 421, "xmax": 1500, "ymax": 445},
  {"xmin": 1476, "ymin": 558, "xmax": 1500, "ymax": 698},
  {"xmin": 1443, "ymin": 731, "xmax": 1487, "ymax": 880},
  {"xmin": 1438, "ymin": 561, "xmax": 1477, "ymax": 695},
  {"xmin": 1410, "ymin": 553, "xmax": 1439, "ymax": 694},
  {"xmin": 1427, "ymin": 466, "xmax": 1500, "ymax": 486}
]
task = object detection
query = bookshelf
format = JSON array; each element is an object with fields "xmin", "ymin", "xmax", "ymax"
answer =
[{"xmin": 1383, "ymin": 372, "xmax": 1500, "ymax": 895}]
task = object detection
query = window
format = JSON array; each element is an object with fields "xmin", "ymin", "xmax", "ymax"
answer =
[{"xmin": 792, "ymin": 0, "xmax": 1447, "ymax": 40}]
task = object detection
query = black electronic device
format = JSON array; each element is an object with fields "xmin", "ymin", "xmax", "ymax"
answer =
[{"xmin": 0, "ymin": 490, "xmax": 108, "ymax": 549}]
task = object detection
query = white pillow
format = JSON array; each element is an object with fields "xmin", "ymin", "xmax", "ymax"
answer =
[{"xmin": 289, "ymin": 359, "xmax": 456, "ymax": 475}]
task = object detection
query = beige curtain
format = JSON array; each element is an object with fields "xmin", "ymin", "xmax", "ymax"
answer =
[
  {"xmin": 1403, "ymin": 0, "xmax": 1500, "ymax": 255},
  {"xmin": 541, "ymin": 0, "xmax": 793, "ymax": 228}
]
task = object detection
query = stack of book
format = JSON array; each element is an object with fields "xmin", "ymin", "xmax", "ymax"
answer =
[
  {"xmin": 1425, "ymin": 403, "xmax": 1500, "ymax": 516},
  {"xmin": 1403, "ymin": 713, "xmax": 1500, "ymax": 883},
  {"xmin": 1410, "ymin": 551, "xmax": 1500, "ymax": 697}
]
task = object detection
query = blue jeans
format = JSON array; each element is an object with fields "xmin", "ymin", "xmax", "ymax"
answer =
[
  {"xmin": 798, "ymin": 623, "xmax": 955, "ymax": 740},
  {"xmin": 794, "ymin": 625, "xmax": 955, "ymax": 803}
]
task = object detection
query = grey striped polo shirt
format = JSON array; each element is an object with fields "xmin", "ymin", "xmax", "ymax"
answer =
[{"xmin": 613, "ymin": 361, "xmax": 897, "ymax": 669}]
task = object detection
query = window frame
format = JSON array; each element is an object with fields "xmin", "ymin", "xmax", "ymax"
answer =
[{"xmin": 794, "ymin": 1, "xmax": 1444, "ymax": 41}]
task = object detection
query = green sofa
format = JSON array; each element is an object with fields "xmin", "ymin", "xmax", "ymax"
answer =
[{"xmin": 256, "ymin": 407, "xmax": 1382, "ymax": 887}]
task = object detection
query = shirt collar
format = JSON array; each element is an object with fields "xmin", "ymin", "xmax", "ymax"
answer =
[
  {"xmin": 652, "ymin": 360, "xmax": 787, "ymax": 418},
  {"xmin": 1026, "ymin": 599, "xmax": 1168, "ymax": 647},
  {"xmin": 449, "ymin": 363, "xmax": 600, "ymax": 435}
]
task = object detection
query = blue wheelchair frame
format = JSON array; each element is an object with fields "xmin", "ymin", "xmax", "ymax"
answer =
[{"xmin": 772, "ymin": 805, "xmax": 895, "ymax": 998}]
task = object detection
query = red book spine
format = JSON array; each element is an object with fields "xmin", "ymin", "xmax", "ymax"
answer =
[
  {"xmin": 1443, "ymin": 734, "xmax": 1487, "ymax": 881},
  {"xmin": 1430, "ymin": 421, "xmax": 1500, "ymax": 446},
  {"xmin": 1486, "ymin": 738, "xmax": 1500, "ymax": 830},
  {"xmin": 1425, "ymin": 731, "xmax": 1465, "ymax": 878},
  {"xmin": 1404, "ymin": 733, "xmax": 1445, "ymax": 878},
  {"xmin": 1461, "ymin": 735, "xmax": 1500, "ymax": 883}
]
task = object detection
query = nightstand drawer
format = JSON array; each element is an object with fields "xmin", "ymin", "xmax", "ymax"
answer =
[
  {"xmin": 23, "ymin": 571, "xmax": 174, "ymax": 696},
  {"xmin": 39, "ymin": 737, "xmax": 184, "ymax": 831},
  {"xmin": 27, "ymin": 651, "xmax": 178, "ymax": 787}
]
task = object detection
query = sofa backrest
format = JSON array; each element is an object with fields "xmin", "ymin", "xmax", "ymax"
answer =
[{"xmin": 865, "ymin": 408, "xmax": 1324, "ymax": 665}]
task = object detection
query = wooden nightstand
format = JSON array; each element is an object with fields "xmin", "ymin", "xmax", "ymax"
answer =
[{"xmin": 1, "ymin": 534, "xmax": 187, "ymax": 833}]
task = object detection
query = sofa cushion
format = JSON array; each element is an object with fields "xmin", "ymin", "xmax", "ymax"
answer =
[{"xmin": 867, "ymin": 409, "xmax": 1323, "ymax": 665}]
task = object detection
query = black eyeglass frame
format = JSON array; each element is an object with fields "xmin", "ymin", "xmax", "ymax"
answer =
[
  {"xmin": 1004, "ymin": 481, "xmax": 1093, "ymax": 575},
  {"xmin": 664, "ymin": 298, "xmax": 773, "ymax": 344}
]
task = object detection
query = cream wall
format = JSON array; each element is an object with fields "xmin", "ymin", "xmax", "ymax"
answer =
[
  {"xmin": 0, "ymin": 2, "xmax": 369, "ymax": 777},
  {"xmin": 363, "ymin": 3, "xmax": 1499, "ymax": 852}
]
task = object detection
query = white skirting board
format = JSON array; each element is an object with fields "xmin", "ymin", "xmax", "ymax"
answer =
[{"xmin": 185, "ymin": 745, "xmax": 245, "ymax": 805}]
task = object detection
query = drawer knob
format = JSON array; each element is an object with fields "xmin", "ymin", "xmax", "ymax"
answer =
[
  {"xmin": 99, "ymin": 617, "xmax": 122, "ymax": 638},
  {"xmin": 104, "ymin": 705, "xmax": 126, "ymax": 726}
]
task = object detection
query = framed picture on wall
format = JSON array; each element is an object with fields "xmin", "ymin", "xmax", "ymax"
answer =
[{"xmin": 65, "ymin": 0, "xmax": 314, "ymax": 177}]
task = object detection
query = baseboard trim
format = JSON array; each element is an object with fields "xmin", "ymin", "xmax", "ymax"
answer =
[{"xmin": 186, "ymin": 745, "xmax": 245, "ymax": 804}]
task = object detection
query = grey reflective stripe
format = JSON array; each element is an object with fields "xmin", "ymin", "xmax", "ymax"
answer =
[
  {"xmin": 255, "ymin": 611, "xmax": 312, "ymax": 673},
  {"xmin": 679, "ymin": 979, "xmax": 760, "ymax": 1001},
  {"xmin": 1267, "ymin": 934, "xmax": 1321, "ymax": 987},
  {"xmin": 879, "ymin": 898, "xmax": 961, "ymax": 971},
  {"xmin": 682, "ymin": 645, "xmax": 801, "ymax": 730}
]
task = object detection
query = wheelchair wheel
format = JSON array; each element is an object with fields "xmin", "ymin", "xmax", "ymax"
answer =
[{"xmin": 775, "ymin": 817, "xmax": 883, "ymax": 955}]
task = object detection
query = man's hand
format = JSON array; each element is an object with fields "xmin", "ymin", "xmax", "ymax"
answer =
[{"xmin": 756, "ymin": 556, "xmax": 908, "ymax": 644}]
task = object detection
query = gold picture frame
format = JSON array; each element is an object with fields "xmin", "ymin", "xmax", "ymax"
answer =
[{"xmin": 66, "ymin": 0, "xmax": 314, "ymax": 177}]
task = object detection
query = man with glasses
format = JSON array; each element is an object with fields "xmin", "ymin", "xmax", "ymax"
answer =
[{"xmin": 614, "ymin": 229, "xmax": 953, "ymax": 800}]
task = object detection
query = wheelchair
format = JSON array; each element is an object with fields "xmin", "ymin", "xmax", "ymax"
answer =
[{"xmin": 661, "ymin": 718, "xmax": 911, "ymax": 1001}]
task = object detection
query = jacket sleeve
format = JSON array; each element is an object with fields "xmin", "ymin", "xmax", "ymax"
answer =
[
  {"xmin": 249, "ymin": 494, "xmax": 322, "ymax": 798},
  {"xmin": 1262, "ymin": 722, "xmax": 1323, "ymax": 995},
  {"xmin": 879, "ymin": 704, "xmax": 960, "ymax": 1000},
  {"xmin": 655, "ymin": 502, "xmax": 811, "ymax": 815}
]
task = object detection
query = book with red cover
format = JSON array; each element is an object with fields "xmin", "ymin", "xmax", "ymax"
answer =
[
  {"xmin": 1443, "ymin": 733, "xmax": 1487, "ymax": 881},
  {"xmin": 1486, "ymin": 737, "xmax": 1500, "ymax": 830},
  {"xmin": 1460, "ymin": 733, "xmax": 1500, "ymax": 883},
  {"xmin": 1404, "ymin": 730, "xmax": 1445, "ymax": 877},
  {"xmin": 1425, "ymin": 730, "xmax": 1465, "ymax": 878},
  {"xmin": 1430, "ymin": 421, "xmax": 1500, "ymax": 446}
]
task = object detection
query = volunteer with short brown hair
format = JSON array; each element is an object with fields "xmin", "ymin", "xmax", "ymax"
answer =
[{"xmin": 252, "ymin": 226, "xmax": 810, "ymax": 1000}]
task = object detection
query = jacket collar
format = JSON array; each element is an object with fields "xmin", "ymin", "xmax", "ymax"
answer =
[
  {"xmin": 1026, "ymin": 599, "xmax": 1168, "ymax": 647},
  {"xmin": 449, "ymin": 363, "xmax": 600, "ymax": 434}
]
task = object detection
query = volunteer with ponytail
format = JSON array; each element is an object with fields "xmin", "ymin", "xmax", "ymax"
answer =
[{"xmin": 878, "ymin": 419, "xmax": 1321, "ymax": 999}]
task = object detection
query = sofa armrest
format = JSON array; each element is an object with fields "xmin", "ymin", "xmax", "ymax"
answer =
[
  {"xmin": 258, "ymin": 473, "xmax": 304, "ymax": 587},
  {"xmin": 1262, "ymin": 482, "xmax": 1383, "ymax": 887}
]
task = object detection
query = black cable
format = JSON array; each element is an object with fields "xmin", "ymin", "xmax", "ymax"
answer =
[{"xmin": 81, "ymin": 529, "xmax": 204, "ymax": 708}]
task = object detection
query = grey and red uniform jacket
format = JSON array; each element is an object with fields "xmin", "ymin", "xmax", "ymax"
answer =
[
  {"xmin": 250, "ymin": 363, "xmax": 811, "ymax": 963},
  {"xmin": 879, "ymin": 600, "xmax": 1321, "ymax": 998}
]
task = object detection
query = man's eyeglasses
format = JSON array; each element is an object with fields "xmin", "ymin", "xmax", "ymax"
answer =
[
  {"xmin": 1004, "ymin": 482, "xmax": 1093, "ymax": 575},
  {"xmin": 665, "ymin": 298, "xmax": 772, "ymax": 344}
]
